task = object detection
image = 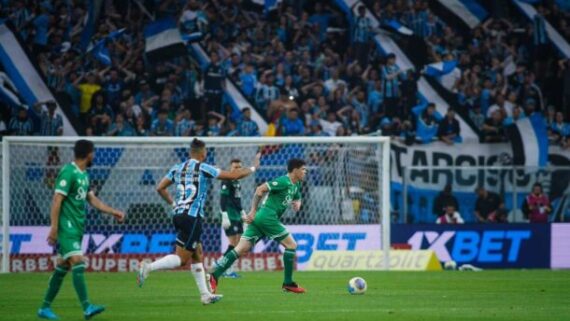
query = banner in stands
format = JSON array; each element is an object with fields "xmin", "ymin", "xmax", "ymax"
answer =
[
  {"xmin": 389, "ymin": 141, "xmax": 570, "ymax": 223},
  {"xmin": 392, "ymin": 224, "xmax": 551, "ymax": 268}
]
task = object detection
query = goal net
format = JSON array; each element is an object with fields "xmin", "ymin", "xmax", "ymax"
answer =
[{"xmin": 1, "ymin": 136, "xmax": 390, "ymax": 273}]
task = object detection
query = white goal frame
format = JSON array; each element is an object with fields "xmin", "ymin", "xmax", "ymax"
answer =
[{"xmin": 1, "ymin": 136, "xmax": 390, "ymax": 273}]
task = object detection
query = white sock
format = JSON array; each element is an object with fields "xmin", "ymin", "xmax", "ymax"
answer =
[
  {"xmin": 149, "ymin": 254, "xmax": 181, "ymax": 272},
  {"xmin": 191, "ymin": 263, "xmax": 210, "ymax": 296}
]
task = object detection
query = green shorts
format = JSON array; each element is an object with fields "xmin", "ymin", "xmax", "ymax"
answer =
[
  {"xmin": 242, "ymin": 208, "xmax": 289, "ymax": 244},
  {"xmin": 57, "ymin": 233, "xmax": 83, "ymax": 260}
]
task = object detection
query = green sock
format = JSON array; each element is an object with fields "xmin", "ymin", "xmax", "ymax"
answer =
[
  {"xmin": 283, "ymin": 249, "xmax": 296, "ymax": 284},
  {"xmin": 41, "ymin": 265, "xmax": 69, "ymax": 308},
  {"xmin": 213, "ymin": 249, "xmax": 239, "ymax": 279},
  {"xmin": 71, "ymin": 263, "xmax": 90, "ymax": 310}
]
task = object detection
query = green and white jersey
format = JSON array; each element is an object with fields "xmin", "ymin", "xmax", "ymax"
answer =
[
  {"xmin": 220, "ymin": 180, "xmax": 243, "ymax": 221},
  {"xmin": 54, "ymin": 162, "xmax": 90, "ymax": 237},
  {"xmin": 261, "ymin": 175, "xmax": 301, "ymax": 218}
]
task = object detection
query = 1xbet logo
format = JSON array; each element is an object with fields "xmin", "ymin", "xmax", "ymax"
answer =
[{"xmin": 407, "ymin": 231, "xmax": 531, "ymax": 263}]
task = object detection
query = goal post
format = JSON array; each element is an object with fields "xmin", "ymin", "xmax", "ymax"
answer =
[{"xmin": 1, "ymin": 136, "xmax": 390, "ymax": 273}]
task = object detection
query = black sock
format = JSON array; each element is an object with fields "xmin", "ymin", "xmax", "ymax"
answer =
[{"xmin": 223, "ymin": 245, "xmax": 235, "ymax": 256}]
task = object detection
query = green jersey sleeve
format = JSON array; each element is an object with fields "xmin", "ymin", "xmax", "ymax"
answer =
[
  {"xmin": 54, "ymin": 167, "xmax": 74, "ymax": 196},
  {"xmin": 266, "ymin": 176, "xmax": 290, "ymax": 192}
]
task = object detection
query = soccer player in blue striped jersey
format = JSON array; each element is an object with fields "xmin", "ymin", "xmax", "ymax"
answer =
[{"xmin": 137, "ymin": 138, "xmax": 260, "ymax": 304}]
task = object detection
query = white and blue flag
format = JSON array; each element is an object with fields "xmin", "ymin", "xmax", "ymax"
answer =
[
  {"xmin": 88, "ymin": 28, "xmax": 125, "ymax": 66},
  {"xmin": 0, "ymin": 71, "xmax": 22, "ymax": 109},
  {"xmin": 513, "ymin": 0, "xmax": 570, "ymax": 59},
  {"xmin": 437, "ymin": 0, "xmax": 489, "ymax": 29},
  {"xmin": 424, "ymin": 60, "xmax": 458, "ymax": 78},
  {"xmin": 385, "ymin": 19, "xmax": 413, "ymax": 36},
  {"xmin": 506, "ymin": 113, "xmax": 549, "ymax": 167},
  {"xmin": 251, "ymin": 0, "xmax": 283, "ymax": 13},
  {"xmin": 80, "ymin": 0, "xmax": 104, "ymax": 51},
  {"xmin": 0, "ymin": 22, "xmax": 77, "ymax": 134},
  {"xmin": 144, "ymin": 18, "xmax": 187, "ymax": 63}
]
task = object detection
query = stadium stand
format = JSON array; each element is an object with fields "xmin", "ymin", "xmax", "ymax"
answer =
[{"xmin": 0, "ymin": 0, "xmax": 568, "ymax": 148}]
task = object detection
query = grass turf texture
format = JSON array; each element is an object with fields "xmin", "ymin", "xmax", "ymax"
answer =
[{"xmin": 1, "ymin": 270, "xmax": 569, "ymax": 321}]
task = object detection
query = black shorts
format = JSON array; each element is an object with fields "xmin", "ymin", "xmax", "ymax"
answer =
[
  {"xmin": 173, "ymin": 214, "xmax": 202, "ymax": 251},
  {"xmin": 224, "ymin": 220, "xmax": 244, "ymax": 237}
]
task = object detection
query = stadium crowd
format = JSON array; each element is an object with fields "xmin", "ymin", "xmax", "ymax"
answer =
[{"xmin": 0, "ymin": 0, "xmax": 569, "ymax": 149}]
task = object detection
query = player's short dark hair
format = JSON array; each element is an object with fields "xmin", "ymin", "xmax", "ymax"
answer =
[
  {"xmin": 230, "ymin": 158, "xmax": 242, "ymax": 164},
  {"xmin": 287, "ymin": 158, "xmax": 306, "ymax": 172},
  {"xmin": 191, "ymin": 138, "xmax": 205, "ymax": 152},
  {"xmin": 74, "ymin": 139, "xmax": 94, "ymax": 159}
]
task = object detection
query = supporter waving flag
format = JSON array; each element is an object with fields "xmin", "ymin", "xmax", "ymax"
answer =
[{"xmin": 144, "ymin": 18, "xmax": 187, "ymax": 63}]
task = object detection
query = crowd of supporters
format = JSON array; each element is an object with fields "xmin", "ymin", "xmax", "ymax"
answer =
[{"xmin": 0, "ymin": 0, "xmax": 568, "ymax": 148}]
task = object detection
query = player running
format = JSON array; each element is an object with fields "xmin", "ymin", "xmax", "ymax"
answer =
[
  {"xmin": 217, "ymin": 159, "xmax": 248, "ymax": 278},
  {"xmin": 38, "ymin": 140, "xmax": 125, "ymax": 320},
  {"xmin": 137, "ymin": 138, "xmax": 260, "ymax": 304},
  {"xmin": 209, "ymin": 158, "xmax": 307, "ymax": 294}
]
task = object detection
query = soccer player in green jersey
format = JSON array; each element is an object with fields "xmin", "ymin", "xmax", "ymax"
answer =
[
  {"xmin": 209, "ymin": 158, "xmax": 307, "ymax": 294},
  {"xmin": 38, "ymin": 140, "xmax": 125, "ymax": 320},
  {"xmin": 217, "ymin": 159, "xmax": 247, "ymax": 278}
]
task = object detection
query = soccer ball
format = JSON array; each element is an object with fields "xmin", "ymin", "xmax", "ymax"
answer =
[
  {"xmin": 347, "ymin": 277, "xmax": 367, "ymax": 295},
  {"xmin": 444, "ymin": 260, "xmax": 457, "ymax": 270}
]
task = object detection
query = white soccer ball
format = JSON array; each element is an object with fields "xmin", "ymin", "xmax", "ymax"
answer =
[
  {"xmin": 348, "ymin": 277, "xmax": 367, "ymax": 295},
  {"xmin": 444, "ymin": 260, "xmax": 457, "ymax": 270}
]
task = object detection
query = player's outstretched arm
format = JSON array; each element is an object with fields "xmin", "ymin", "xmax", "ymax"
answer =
[
  {"xmin": 47, "ymin": 193, "xmax": 65, "ymax": 246},
  {"xmin": 87, "ymin": 191, "xmax": 125, "ymax": 223},
  {"xmin": 217, "ymin": 152, "xmax": 261, "ymax": 180},
  {"xmin": 245, "ymin": 183, "xmax": 269, "ymax": 223}
]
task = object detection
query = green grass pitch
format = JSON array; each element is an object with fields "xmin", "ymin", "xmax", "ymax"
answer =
[{"xmin": 1, "ymin": 270, "xmax": 569, "ymax": 321}]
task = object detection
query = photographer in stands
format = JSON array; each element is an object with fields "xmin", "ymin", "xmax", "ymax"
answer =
[{"xmin": 522, "ymin": 183, "xmax": 552, "ymax": 223}]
